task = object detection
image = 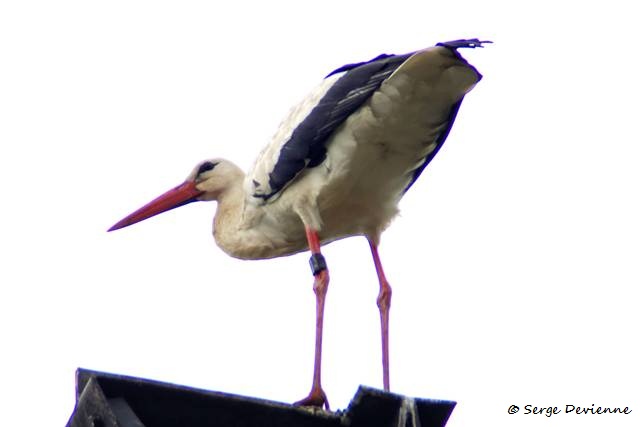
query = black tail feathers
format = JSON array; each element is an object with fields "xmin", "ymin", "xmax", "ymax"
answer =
[{"xmin": 437, "ymin": 39, "xmax": 492, "ymax": 49}]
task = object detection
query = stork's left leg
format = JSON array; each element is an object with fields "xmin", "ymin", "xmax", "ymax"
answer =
[
  {"xmin": 295, "ymin": 226, "xmax": 330, "ymax": 410},
  {"xmin": 369, "ymin": 239, "xmax": 392, "ymax": 391}
]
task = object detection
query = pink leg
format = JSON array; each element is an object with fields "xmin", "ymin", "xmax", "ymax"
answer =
[
  {"xmin": 294, "ymin": 227, "xmax": 330, "ymax": 410},
  {"xmin": 369, "ymin": 240, "xmax": 392, "ymax": 391}
]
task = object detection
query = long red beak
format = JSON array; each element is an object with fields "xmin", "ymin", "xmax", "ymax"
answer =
[{"xmin": 108, "ymin": 181, "xmax": 203, "ymax": 231}]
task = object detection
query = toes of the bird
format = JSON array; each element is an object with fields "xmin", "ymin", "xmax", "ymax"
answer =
[{"xmin": 294, "ymin": 392, "xmax": 329, "ymax": 411}]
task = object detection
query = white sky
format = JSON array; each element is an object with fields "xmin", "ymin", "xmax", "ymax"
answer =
[{"xmin": 1, "ymin": 1, "xmax": 639, "ymax": 426}]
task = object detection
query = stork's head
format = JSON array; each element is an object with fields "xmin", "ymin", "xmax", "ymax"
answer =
[{"xmin": 108, "ymin": 158, "xmax": 243, "ymax": 231}]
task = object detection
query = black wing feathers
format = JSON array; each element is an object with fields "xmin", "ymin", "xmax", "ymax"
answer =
[
  {"xmin": 325, "ymin": 53, "xmax": 395, "ymax": 77},
  {"xmin": 254, "ymin": 39, "xmax": 487, "ymax": 202},
  {"xmin": 257, "ymin": 53, "xmax": 412, "ymax": 201}
]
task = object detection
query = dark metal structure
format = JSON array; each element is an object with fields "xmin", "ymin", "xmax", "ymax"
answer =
[{"xmin": 66, "ymin": 369, "xmax": 456, "ymax": 427}]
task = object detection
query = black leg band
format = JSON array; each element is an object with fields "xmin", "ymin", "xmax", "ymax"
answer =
[{"xmin": 309, "ymin": 253, "xmax": 327, "ymax": 276}]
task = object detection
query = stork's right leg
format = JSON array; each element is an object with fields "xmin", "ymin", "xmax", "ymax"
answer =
[
  {"xmin": 369, "ymin": 239, "xmax": 392, "ymax": 391},
  {"xmin": 294, "ymin": 226, "xmax": 330, "ymax": 410}
]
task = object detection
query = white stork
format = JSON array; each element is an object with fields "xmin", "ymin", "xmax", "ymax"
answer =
[{"xmin": 109, "ymin": 38, "xmax": 488, "ymax": 410}]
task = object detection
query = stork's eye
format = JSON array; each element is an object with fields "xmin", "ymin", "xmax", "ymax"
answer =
[{"xmin": 197, "ymin": 161, "xmax": 217, "ymax": 175}]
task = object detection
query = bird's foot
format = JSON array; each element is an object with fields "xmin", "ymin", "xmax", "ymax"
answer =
[{"xmin": 294, "ymin": 387, "xmax": 330, "ymax": 411}]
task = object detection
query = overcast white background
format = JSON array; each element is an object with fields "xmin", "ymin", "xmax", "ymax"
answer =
[{"xmin": 1, "ymin": 1, "xmax": 639, "ymax": 426}]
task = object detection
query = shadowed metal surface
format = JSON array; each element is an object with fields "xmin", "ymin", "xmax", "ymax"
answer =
[{"xmin": 66, "ymin": 369, "xmax": 456, "ymax": 427}]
